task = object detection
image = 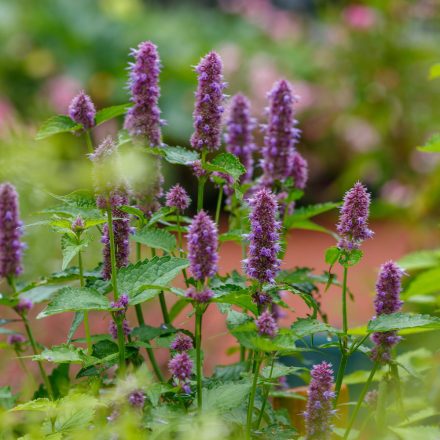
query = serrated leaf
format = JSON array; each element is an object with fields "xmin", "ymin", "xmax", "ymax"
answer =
[
  {"xmin": 339, "ymin": 249, "xmax": 363, "ymax": 267},
  {"xmin": 61, "ymin": 234, "xmax": 89, "ymax": 271},
  {"xmin": 38, "ymin": 287, "xmax": 111, "ymax": 318},
  {"xmin": 132, "ymin": 227, "xmax": 176, "ymax": 252},
  {"xmin": 117, "ymin": 256, "xmax": 189, "ymax": 304},
  {"xmin": 398, "ymin": 249, "xmax": 440, "ymax": 271},
  {"xmin": 213, "ymin": 290, "xmax": 258, "ymax": 314},
  {"xmin": 12, "ymin": 398, "xmax": 56, "ymax": 412},
  {"xmin": 20, "ymin": 285, "xmax": 62, "ymax": 304},
  {"xmin": 154, "ymin": 145, "xmax": 199, "ymax": 165},
  {"xmin": 132, "ymin": 324, "xmax": 176, "ymax": 341},
  {"xmin": 95, "ymin": 103, "xmax": 130, "ymax": 125},
  {"xmin": 36, "ymin": 115, "xmax": 80, "ymax": 140},
  {"xmin": 205, "ymin": 152, "xmax": 246, "ymax": 181},
  {"xmin": 367, "ymin": 312, "xmax": 440, "ymax": 332},
  {"xmin": 291, "ymin": 318, "xmax": 341, "ymax": 337},
  {"xmin": 417, "ymin": 133, "xmax": 440, "ymax": 153},
  {"xmin": 33, "ymin": 345, "xmax": 87, "ymax": 364},
  {"xmin": 202, "ymin": 382, "xmax": 251, "ymax": 412}
]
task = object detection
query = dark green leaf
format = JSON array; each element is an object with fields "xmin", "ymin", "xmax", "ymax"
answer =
[
  {"xmin": 291, "ymin": 318, "xmax": 341, "ymax": 337},
  {"xmin": 205, "ymin": 152, "xmax": 246, "ymax": 181},
  {"xmin": 325, "ymin": 246, "xmax": 340, "ymax": 266},
  {"xmin": 202, "ymin": 382, "xmax": 251, "ymax": 412}
]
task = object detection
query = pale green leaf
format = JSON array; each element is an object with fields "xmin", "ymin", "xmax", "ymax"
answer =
[
  {"xmin": 404, "ymin": 268, "xmax": 440, "ymax": 297},
  {"xmin": 291, "ymin": 318, "xmax": 341, "ymax": 337},
  {"xmin": 95, "ymin": 103, "xmax": 130, "ymax": 126},
  {"xmin": 367, "ymin": 312, "xmax": 440, "ymax": 332},
  {"xmin": 61, "ymin": 234, "xmax": 89, "ymax": 271},
  {"xmin": 131, "ymin": 227, "xmax": 176, "ymax": 252},
  {"xmin": 32, "ymin": 345, "xmax": 86, "ymax": 364},
  {"xmin": 389, "ymin": 426, "xmax": 440, "ymax": 440},
  {"xmin": 398, "ymin": 249, "xmax": 440, "ymax": 271},
  {"xmin": 202, "ymin": 382, "xmax": 251, "ymax": 412},
  {"xmin": 36, "ymin": 115, "xmax": 80, "ymax": 140}
]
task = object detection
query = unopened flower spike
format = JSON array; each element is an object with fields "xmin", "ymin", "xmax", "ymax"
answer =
[{"xmin": 68, "ymin": 91, "xmax": 96, "ymax": 131}]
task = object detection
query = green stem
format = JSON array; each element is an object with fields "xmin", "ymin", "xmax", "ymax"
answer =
[
  {"xmin": 246, "ymin": 355, "xmax": 261, "ymax": 440},
  {"xmin": 195, "ymin": 307, "xmax": 203, "ymax": 411},
  {"xmin": 85, "ymin": 131, "xmax": 94, "ymax": 154},
  {"xmin": 23, "ymin": 317, "xmax": 54, "ymax": 399},
  {"xmin": 106, "ymin": 208, "xmax": 125, "ymax": 374},
  {"xmin": 176, "ymin": 212, "xmax": 189, "ymax": 285},
  {"xmin": 335, "ymin": 266, "xmax": 349, "ymax": 403},
  {"xmin": 343, "ymin": 362, "xmax": 379, "ymax": 440},
  {"xmin": 240, "ymin": 346, "xmax": 246, "ymax": 363},
  {"xmin": 78, "ymin": 249, "xmax": 92, "ymax": 355},
  {"xmin": 215, "ymin": 186, "xmax": 223, "ymax": 225},
  {"xmin": 159, "ymin": 292, "xmax": 170, "ymax": 324},
  {"xmin": 134, "ymin": 304, "xmax": 164, "ymax": 382},
  {"xmin": 197, "ymin": 150, "xmax": 207, "ymax": 212},
  {"xmin": 256, "ymin": 356, "xmax": 275, "ymax": 429}
]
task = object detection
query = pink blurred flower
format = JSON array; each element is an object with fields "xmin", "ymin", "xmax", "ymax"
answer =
[
  {"xmin": 43, "ymin": 75, "xmax": 82, "ymax": 113},
  {"xmin": 343, "ymin": 5, "xmax": 378, "ymax": 30}
]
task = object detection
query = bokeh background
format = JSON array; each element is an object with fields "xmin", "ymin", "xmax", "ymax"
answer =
[{"xmin": 1, "ymin": 0, "xmax": 440, "ymax": 389}]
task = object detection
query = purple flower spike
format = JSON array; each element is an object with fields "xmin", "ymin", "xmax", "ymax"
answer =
[
  {"xmin": 0, "ymin": 183, "xmax": 25, "ymax": 279},
  {"xmin": 170, "ymin": 333, "xmax": 194, "ymax": 352},
  {"xmin": 165, "ymin": 184, "xmax": 191, "ymax": 212},
  {"xmin": 191, "ymin": 160, "xmax": 207, "ymax": 179},
  {"xmin": 337, "ymin": 181, "xmax": 373, "ymax": 250},
  {"xmin": 168, "ymin": 352, "xmax": 193, "ymax": 382},
  {"xmin": 124, "ymin": 41, "xmax": 164, "ymax": 146},
  {"xmin": 187, "ymin": 211, "xmax": 218, "ymax": 281},
  {"xmin": 14, "ymin": 298, "xmax": 33, "ymax": 315},
  {"xmin": 256, "ymin": 310, "xmax": 278, "ymax": 338},
  {"xmin": 371, "ymin": 261, "xmax": 404, "ymax": 363},
  {"xmin": 101, "ymin": 192, "xmax": 130, "ymax": 280},
  {"xmin": 290, "ymin": 151, "xmax": 308, "ymax": 190},
  {"xmin": 68, "ymin": 91, "xmax": 96, "ymax": 131},
  {"xmin": 71, "ymin": 216, "xmax": 85, "ymax": 233},
  {"xmin": 244, "ymin": 188, "xmax": 281, "ymax": 284},
  {"xmin": 225, "ymin": 94, "xmax": 256, "ymax": 182},
  {"xmin": 262, "ymin": 80, "xmax": 300, "ymax": 185},
  {"xmin": 185, "ymin": 286, "xmax": 214, "ymax": 303},
  {"xmin": 7, "ymin": 334, "xmax": 26, "ymax": 346},
  {"xmin": 109, "ymin": 319, "xmax": 131, "ymax": 340},
  {"xmin": 128, "ymin": 390, "xmax": 145, "ymax": 408},
  {"xmin": 190, "ymin": 51, "xmax": 226, "ymax": 152},
  {"xmin": 304, "ymin": 361, "xmax": 335, "ymax": 440}
]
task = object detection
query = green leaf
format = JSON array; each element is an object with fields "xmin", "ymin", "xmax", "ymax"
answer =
[
  {"xmin": 219, "ymin": 229, "xmax": 244, "ymax": 243},
  {"xmin": 131, "ymin": 227, "xmax": 176, "ymax": 252},
  {"xmin": 0, "ymin": 386, "xmax": 16, "ymax": 410},
  {"xmin": 261, "ymin": 364, "xmax": 305, "ymax": 380},
  {"xmin": 117, "ymin": 256, "xmax": 189, "ymax": 304},
  {"xmin": 67, "ymin": 312, "xmax": 84, "ymax": 343},
  {"xmin": 38, "ymin": 287, "xmax": 111, "ymax": 318},
  {"xmin": 20, "ymin": 285, "xmax": 64, "ymax": 304},
  {"xmin": 398, "ymin": 249, "xmax": 440, "ymax": 271},
  {"xmin": 154, "ymin": 145, "xmax": 199, "ymax": 165},
  {"xmin": 285, "ymin": 202, "xmax": 340, "ymax": 223},
  {"xmin": 343, "ymin": 368, "xmax": 383, "ymax": 385},
  {"xmin": 213, "ymin": 362, "xmax": 247, "ymax": 381},
  {"xmin": 367, "ymin": 312, "xmax": 440, "ymax": 332},
  {"xmin": 291, "ymin": 318, "xmax": 341, "ymax": 337},
  {"xmin": 429, "ymin": 63, "xmax": 440, "ymax": 80},
  {"xmin": 12, "ymin": 398, "xmax": 57, "ymax": 412},
  {"xmin": 202, "ymin": 382, "xmax": 251, "ymax": 412},
  {"xmin": 389, "ymin": 426, "xmax": 440, "ymax": 440},
  {"xmin": 417, "ymin": 133, "xmax": 440, "ymax": 153},
  {"xmin": 205, "ymin": 152, "xmax": 246, "ymax": 181},
  {"xmin": 119, "ymin": 205, "xmax": 145, "ymax": 219},
  {"xmin": 168, "ymin": 298, "xmax": 189, "ymax": 322},
  {"xmin": 132, "ymin": 324, "xmax": 176, "ymax": 341},
  {"xmin": 213, "ymin": 290, "xmax": 258, "ymax": 314},
  {"xmin": 32, "ymin": 345, "xmax": 87, "ymax": 364},
  {"xmin": 61, "ymin": 234, "xmax": 89, "ymax": 271},
  {"xmin": 95, "ymin": 103, "xmax": 130, "ymax": 125},
  {"xmin": 404, "ymin": 268, "xmax": 440, "ymax": 297},
  {"xmin": 339, "ymin": 249, "xmax": 363, "ymax": 267},
  {"xmin": 325, "ymin": 246, "xmax": 340, "ymax": 266},
  {"xmin": 284, "ymin": 219, "xmax": 333, "ymax": 235},
  {"xmin": 35, "ymin": 115, "xmax": 80, "ymax": 140}
]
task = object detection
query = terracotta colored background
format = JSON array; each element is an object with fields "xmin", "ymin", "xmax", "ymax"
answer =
[{"xmin": 0, "ymin": 216, "xmax": 425, "ymax": 391}]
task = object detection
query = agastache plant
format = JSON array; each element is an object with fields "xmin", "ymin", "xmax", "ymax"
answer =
[{"xmin": 4, "ymin": 39, "xmax": 436, "ymax": 439}]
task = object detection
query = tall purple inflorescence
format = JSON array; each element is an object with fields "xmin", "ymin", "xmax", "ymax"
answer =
[
  {"xmin": 371, "ymin": 261, "xmax": 404, "ymax": 363},
  {"xmin": 170, "ymin": 333, "xmax": 193, "ymax": 352},
  {"xmin": 187, "ymin": 210, "xmax": 218, "ymax": 281},
  {"xmin": 68, "ymin": 91, "xmax": 96, "ymax": 131},
  {"xmin": 244, "ymin": 188, "xmax": 281, "ymax": 284},
  {"xmin": 124, "ymin": 41, "xmax": 164, "ymax": 146},
  {"xmin": 168, "ymin": 352, "xmax": 193, "ymax": 392},
  {"xmin": 336, "ymin": 181, "xmax": 373, "ymax": 250},
  {"xmin": 0, "ymin": 183, "xmax": 25, "ymax": 279},
  {"xmin": 290, "ymin": 151, "xmax": 308, "ymax": 190},
  {"xmin": 190, "ymin": 52, "xmax": 226, "ymax": 152},
  {"xmin": 261, "ymin": 80, "xmax": 300, "ymax": 185},
  {"xmin": 304, "ymin": 361, "xmax": 336, "ymax": 440},
  {"xmin": 225, "ymin": 94, "xmax": 256, "ymax": 182},
  {"xmin": 165, "ymin": 184, "xmax": 191, "ymax": 212},
  {"xmin": 256, "ymin": 310, "xmax": 278, "ymax": 338}
]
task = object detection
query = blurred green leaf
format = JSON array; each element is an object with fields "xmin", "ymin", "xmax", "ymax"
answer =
[
  {"xmin": 429, "ymin": 63, "xmax": 440, "ymax": 80},
  {"xmin": 202, "ymin": 382, "xmax": 251, "ymax": 412},
  {"xmin": 131, "ymin": 227, "xmax": 176, "ymax": 252},
  {"xmin": 367, "ymin": 312, "xmax": 440, "ymax": 332},
  {"xmin": 291, "ymin": 318, "xmax": 341, "ymax": 337},
  {"xmin": 389, "ymin": 426, "xmax": 440, "ymax": 440},
  {"xmin": 417, "ymin": 133, "xmax": 440, "ymax": 153},
  {"xmin": 398, "ymin": 249, "xmax": 440, "ymax": 271},
  {"xmin": 95, "ymin": 103, "xmax": 130, "ymax": 126},
  {"xmin": 405, "ymin": 268, "xmax": 440, "ymax": 297},
  {"xmin": 32, "ymin": 345, "xmax": 87, "ymax": 364},
  {"xmin": 61, "ymin": 234, "xmax": 89, "ymax": 271}
]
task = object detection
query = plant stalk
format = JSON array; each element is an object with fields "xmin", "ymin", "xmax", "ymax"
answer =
[
  {"xmin": 195, "ymin": 307, "xmax": 203, "ymax": 411},
  {"xmin": 246, "ymin": 355, "xmax": 261, "ymax": 440},
  {"xmin": 215, "ymin": 186, "xmax": 223, "ymax": 225},
  {"xmin": 85, "ymin": 131, "xmax": 94, "ymax": 154},
  {"xmin": 256, "ymin": 356, "xmax": 275, "ymax": 429},
  {"xmin": 197, "ymin": 150, "xmax": 207, "ymax": 212},
  {"xmin": 78, "ymin": 249, "xmax": 92, "ymax": 354}
]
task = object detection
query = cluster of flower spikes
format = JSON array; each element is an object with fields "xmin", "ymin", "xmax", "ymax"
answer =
[
  {"xmin": 244, "ymin": 188, "xmax": 281, "ymax": 284},
  {"xmin": 0, "ymin": 183, "xmax": 25, "ymax": 279},
  {"xmin": 256, "ymin": 310, "xmax": 278, "ymax": 338},
  {"xmin": 225, "ymin": 93, "xmax": 256, "ymax": 183},
  {"xmin": 190, "ymin": 51, "xmax": 226, "ymax": 152},
  {"xmin": 89, "ymin": 137, "xmax": 132, "ymax": 280},
  {"xmin": 336, "ymin": 181, "xmax": 373, "ymax": 250},
  {"xmin": 304, "ymin": 361, "xmax": 336, "ymax": 440},
  {"xmin": 165, "ymin": 184, "xmax": 191, "ymax": 212},
  {"xmin": 109, "ymin": 294, "xmax": 131, "ymax": 339},
  {"xmin": 169, "ymin": 333, "xmax": 194, "ymax": 393},
  {"xmin": 371, "ymin": 260, "xmax": 404, "ymax": 363},
  {"xmin": 68, "ymin": 91, "xmax": 96, "ymax": 132},
  {"xmin": 261, "ymin": 79, "xmax": 308, "ymax": 192},
  {"xmin": 187, "ymin": 210, "xmax": 218, "ymax": 282},
  {"xmin": 124, "ymin": 41, "xmax": 164, "ymax": 147}
]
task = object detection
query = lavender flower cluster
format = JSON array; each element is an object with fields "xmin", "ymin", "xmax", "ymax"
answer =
[
  {"xmin": 371, "ymin": 261, "xmax": 404, "ymax": 363},
  {"xmin": 68, "ymin": 91, "xmax": 96, "ymax": 131},
  {"xmin": 169, "ymin": 332, "xmax": 194, "ymax": 393}
]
